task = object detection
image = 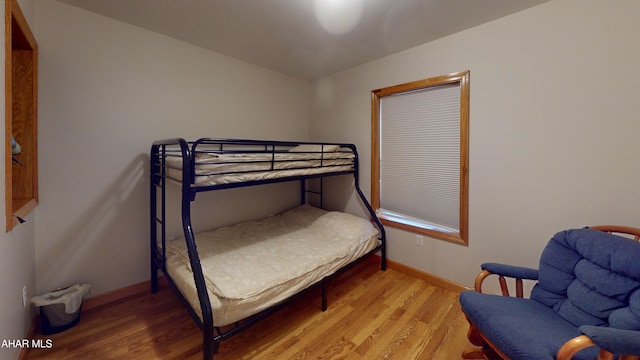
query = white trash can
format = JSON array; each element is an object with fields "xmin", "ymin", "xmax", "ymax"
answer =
[{"xmin": 31, "ymin": 284, "xmax": 90, "ymax": 334}]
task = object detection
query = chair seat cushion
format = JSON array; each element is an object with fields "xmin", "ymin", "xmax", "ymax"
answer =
[{"xmin": 460, "ymin": 291, "xmax": 599, "ymax": 360}]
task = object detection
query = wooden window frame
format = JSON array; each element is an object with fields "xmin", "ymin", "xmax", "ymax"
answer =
[{"xmin": 371, "ymin": 71, "xmax": 469, "ymax": 245}]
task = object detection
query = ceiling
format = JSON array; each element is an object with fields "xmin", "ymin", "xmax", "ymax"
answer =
[{"xmin": 57, "ymin": 0, "xmax": 549, "ymax": 80}]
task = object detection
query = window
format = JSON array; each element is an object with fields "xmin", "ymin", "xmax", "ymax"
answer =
[{"xmin": 371, "ymin": 71, "xmax": 469, "ymax": 245}]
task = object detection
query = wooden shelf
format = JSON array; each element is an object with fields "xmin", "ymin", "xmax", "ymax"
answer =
[{"xmin": 5, "ymin": 0, "xmax": 38, "ymax": 231}]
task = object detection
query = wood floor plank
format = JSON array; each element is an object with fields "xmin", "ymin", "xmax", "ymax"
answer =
[{"xmin": 24, "ymin": 259, "xmax": 477, "ymax": 360}]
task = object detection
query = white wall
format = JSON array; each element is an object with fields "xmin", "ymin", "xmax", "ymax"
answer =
[
  {"xmin": 311, "ymin": 0, "xmax": 640, "ymax": 290},
  {"xmin": 34, "ymin": 0, "xmax": 310, "ymax": 297},
  {"xmin": 0, "ymin": 2, "xmax": 37, "ymax": 359}
]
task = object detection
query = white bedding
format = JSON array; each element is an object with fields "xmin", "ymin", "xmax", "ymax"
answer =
[
  {"xmin": 165, "ymin": 204, "xmax": 380, "ymax": 326},
  {"xmin": 164, "ymin": 150, "xmax": 355, "ymax": 186}
]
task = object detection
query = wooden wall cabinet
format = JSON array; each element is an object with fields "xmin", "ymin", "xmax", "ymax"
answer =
[{"xmin": 5, "ymin": 0, "xmax": 37, "ymax": 231}]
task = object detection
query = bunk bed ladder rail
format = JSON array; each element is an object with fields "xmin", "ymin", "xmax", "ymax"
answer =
[{"xmin": 150, "ymin": 142, "xmax": 165, "ymax": 293}]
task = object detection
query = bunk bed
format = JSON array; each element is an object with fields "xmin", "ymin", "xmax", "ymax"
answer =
[{"xmin": 150, "ymin": 138, "xmax": 386, "ymax": 359}]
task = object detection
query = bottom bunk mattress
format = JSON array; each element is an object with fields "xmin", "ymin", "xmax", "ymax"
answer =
[{"xmin": 165, "ymin": 204, "xmax": 380, "ymax": 326}]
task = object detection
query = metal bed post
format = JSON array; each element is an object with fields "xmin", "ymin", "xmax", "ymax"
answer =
[
  {"xmin": 150, "ymin": 144, "xmax": 159, "ymax": 293},
  {"xmin": 319, "ymin": 178, "xmax": 323, "ymax": 209},
  {"xmin": 150, "ymin": 139, "xmax": 217, "ymax": 359},
  {"xmin": 183, "ymin": 196, "xmax": 217, "ymax": 359},
  {"xmin": 300, "ymin": 178, "xmax": 325, "ymax": 208},
  {"xmin": 181, "ymin": 140, "xmax": 217, "ymax": 359},
  {"xmin": 350, "ymin": 144, "xmax": 386, "ymax": 271}
]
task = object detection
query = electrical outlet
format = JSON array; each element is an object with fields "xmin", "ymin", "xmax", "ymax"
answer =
[
  {"xmin": 416, "ymin": 235, "xmax": 424, "ymax": 247},
  {"xmin": 22, "ymin": 286, "xmax": 27, "ymax": 307}
]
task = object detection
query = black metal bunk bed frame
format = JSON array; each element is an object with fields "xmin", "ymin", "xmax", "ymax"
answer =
[{"xmin": 150, "ymin": 138, "xmax": 386, "ymax": 360}]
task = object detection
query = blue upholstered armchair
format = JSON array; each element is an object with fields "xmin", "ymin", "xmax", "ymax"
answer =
[{"xmin": 459, "ymin": 226, "xmax": 640, "ymax": 360}]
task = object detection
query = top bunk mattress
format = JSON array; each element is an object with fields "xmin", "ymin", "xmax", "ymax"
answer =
[
  {"xmin": 164, "ymin": 204, "xmax": 380, "ymax": 325},
  {"xmin": 164, "ymin": 143, "xmax": 355, "ymax": 187}
]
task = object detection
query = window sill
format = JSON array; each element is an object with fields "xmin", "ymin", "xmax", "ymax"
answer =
[{"xmin": 377, "ymin": 210, "xmax": 467, "ymax": 246}]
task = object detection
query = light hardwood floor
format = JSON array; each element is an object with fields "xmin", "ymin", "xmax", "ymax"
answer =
[{"xmin": 25, "ymin": 258, "xmax": 477, "ymax": 360}]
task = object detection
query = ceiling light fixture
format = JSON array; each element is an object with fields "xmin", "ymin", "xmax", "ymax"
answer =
[{"xmin": 313, "ymin": 0, "xmax": 363, "ymax": 35}]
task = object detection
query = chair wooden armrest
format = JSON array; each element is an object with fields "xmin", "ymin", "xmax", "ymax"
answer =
[
  {"xmin": 474, "ymin": 269, "xmax": 524, "ymax": 297},
  {"xmin": 557, "ymin": 335, "xmax": 599, "ymax": 360},
  {"xmin": 557, "ymin": 335, "xmax": 640, "ymax": 360},
  {"xmin": 474, "ymin": 263, "xmax": 538, "ymax": 297},
  {"xmin": 473, "ymin": 269, "xmax": 492, "ymax": 292}
]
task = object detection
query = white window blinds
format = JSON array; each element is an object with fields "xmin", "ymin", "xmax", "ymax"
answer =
[{"xmin": 379, "ymin": 83, "xmax": 461, "ymax": 231}]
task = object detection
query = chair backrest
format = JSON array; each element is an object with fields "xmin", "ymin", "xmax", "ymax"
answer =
[{"xmin": 530, "ymin": 227, "xmax": 640, "ymax": 330}]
